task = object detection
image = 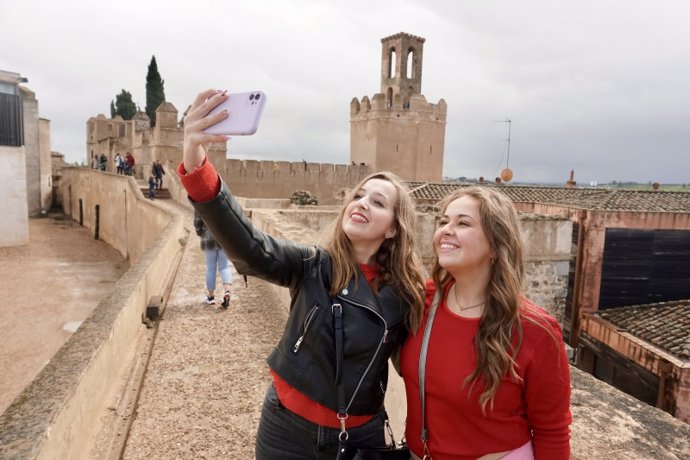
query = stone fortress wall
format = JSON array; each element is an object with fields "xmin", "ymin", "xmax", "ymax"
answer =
[{"xmin": 87, "ymin": 103, "xmax": 372, "ymax": 205}]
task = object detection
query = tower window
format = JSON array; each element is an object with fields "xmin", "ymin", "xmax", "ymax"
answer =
[
  {"xmin": 407, "ymin": 48, "xmax": 415, "ymax": 79},
  {"xmin": 389, "ymin": 48, "xmax": 397, "ymax": 78}
]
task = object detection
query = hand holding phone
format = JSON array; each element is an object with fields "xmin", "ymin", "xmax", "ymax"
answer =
[{"xmin": 204, "ymin": 90, "xmax": 267, "ymax": 136}]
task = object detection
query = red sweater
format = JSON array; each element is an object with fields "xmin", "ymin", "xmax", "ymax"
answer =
[
  {"xmin": 400, "ymin": 281, "xmax": 571, "ymax": 459},
  {"xmin": 179, "ymin": 159, "xmax": 378, "ymax": 428}
]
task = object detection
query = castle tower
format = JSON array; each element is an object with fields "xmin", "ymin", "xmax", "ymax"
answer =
[{"xmin": 350, "ymin": 32, "xmax": 447, "ymax": 181}]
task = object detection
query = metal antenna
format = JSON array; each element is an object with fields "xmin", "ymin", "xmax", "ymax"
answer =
[
  {"xmin": 491, "ymin": 117, "xmax": 513, "ymax": 168},
  {"xmin": 490, "ymin": 117, "xmax": 512, "ymax": 168},
  {"xmin": 505, "ymin": 117, "xmax": 511, "ymax": 168},
  {"xmin": 491, "ymin": 117, "xmax": 513, "ymax": 182}
]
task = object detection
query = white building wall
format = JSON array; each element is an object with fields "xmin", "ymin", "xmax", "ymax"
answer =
[{"xmin": 0, "ymin": 146, "xmax": 29, "ymax": 246}]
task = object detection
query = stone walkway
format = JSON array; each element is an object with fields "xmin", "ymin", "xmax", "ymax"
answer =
[{"xmin": 121, "ymin": 200, "xmax": 288, "ymax": 459}]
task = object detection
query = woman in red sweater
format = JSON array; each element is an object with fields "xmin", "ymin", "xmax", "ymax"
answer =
[{"xmin": 400, "ymin": 186, "xmax": 572, "ymax": 459}]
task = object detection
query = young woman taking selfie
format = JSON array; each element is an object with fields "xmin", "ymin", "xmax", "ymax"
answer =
[{"xmin": 179, "ymin": 89, "xmax": 426, "ymax": 459}]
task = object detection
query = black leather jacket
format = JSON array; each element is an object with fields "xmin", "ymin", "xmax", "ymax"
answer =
[{"xmin": 194, "ymin": 182, "xmax": 409, "ymax": 415}]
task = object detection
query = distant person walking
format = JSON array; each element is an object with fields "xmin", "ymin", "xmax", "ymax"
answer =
[
  {"xmin": 194, "ymin": 209, "xmax": 233, "ymax": 308},
  {"xmin": 99, "ymin": 153, "xmax": 107, "ymax": 171},
  {"xmin": 115, "ymin": 152, "xmax": 124, "ymax": 175},
  {"xmin": 152, "ymin": 159, "xmax": 166, "ymax": 189},
  {"xmin": 125, "ymin": 152, "xmax": 135, "ymax": 176},
  {"xmin": 91, "ymin": 153, "xmax": 98, "ymax": 169},
  {"xmin": 148, "ymin": 175, "xmax": 156, "ymax": 200}
]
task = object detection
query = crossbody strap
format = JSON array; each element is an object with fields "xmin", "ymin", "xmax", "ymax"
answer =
[
  {"xmin": 418, "ymin": 290, "xmax": 441, "ymax": 459},
  {"xmin": 333, "ymin": 302, "xmax": 349, "ymax": 441}
]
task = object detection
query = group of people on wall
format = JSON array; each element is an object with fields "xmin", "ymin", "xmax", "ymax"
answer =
[
  {"xmin": 91, "ymin": 152, "xmax": 167, "ymax": 186},
  {"xmin": 178, "ymin": 88, "xmax": 572, "ymax": 460}
]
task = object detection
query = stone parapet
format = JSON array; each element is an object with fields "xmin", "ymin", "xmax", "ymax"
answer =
[{"xmin": 0, "ymin": 169, "xmax": 188, "ymax": 459}]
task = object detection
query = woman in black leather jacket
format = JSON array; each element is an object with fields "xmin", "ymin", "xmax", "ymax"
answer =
[{"xmin": 179, "ymin": 89, "xmax": 426, "ymax": 459}]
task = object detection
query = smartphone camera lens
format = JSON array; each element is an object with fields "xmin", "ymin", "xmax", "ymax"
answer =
[
  {"xmin": 255, "ymin": 93, "xmax": 261, "ymax": 100},
  {"xmin": 249, "ymin": 94, "xmax": 255, "ymax": 101}
]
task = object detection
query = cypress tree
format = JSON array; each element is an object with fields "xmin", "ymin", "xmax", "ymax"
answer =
[
  {"xmin": 110, "ymin": 100, "xmax": 116, "ymax": 118},
  {"xmin": 113, "ymin": 89, "xmax": 137, "ymax": 120},
  {"xmin": 145, "ymin": 55, "xmax": 166, "ymax": 126}
]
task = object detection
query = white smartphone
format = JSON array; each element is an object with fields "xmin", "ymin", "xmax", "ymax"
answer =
[{"xmin": 204, "ymin": 90, "xmax": 267, "ymax": 135}]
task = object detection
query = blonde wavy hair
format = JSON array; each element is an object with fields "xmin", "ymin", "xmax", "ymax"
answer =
[
  {"xmin": 325, "ymin": 172, "xmax": 426, "ymax": 332},
  {"xmin": 432, "ymin": 186, "xmax": 535, "ymax": 413}
]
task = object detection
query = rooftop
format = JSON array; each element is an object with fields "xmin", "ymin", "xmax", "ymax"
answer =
[
  {"xmin": 406, "ymin": 182, "xmax": 690, "ymax": 213},
  {"xmin": 595, "ymin": 300, "xmax": 690, "ymax": 360}
]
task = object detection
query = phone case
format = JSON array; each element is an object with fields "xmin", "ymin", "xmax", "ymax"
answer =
[{"xmin": 204, "ymin": 90, "xmax": 267, "ymax": 135}]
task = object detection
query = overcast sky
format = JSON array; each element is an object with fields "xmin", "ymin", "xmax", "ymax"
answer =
[{"xmin": 2, "ymin": 0, "xmax": 689, "ymax": 184}]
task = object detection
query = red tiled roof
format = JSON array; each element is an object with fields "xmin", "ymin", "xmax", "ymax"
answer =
[
  {"xmin": 595, "ymin": 301, "xmax": 690, "ymax": 360},
  {"xmin": 406, "ymin": 182, "xmax": 690, "ymax": 213}
]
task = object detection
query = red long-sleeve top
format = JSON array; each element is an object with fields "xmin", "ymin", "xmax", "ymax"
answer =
[{"xmin": 400, "ymin": 281, "xmax": 571, "ymax": 459}]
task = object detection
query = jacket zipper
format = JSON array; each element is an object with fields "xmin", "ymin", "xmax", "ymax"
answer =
[
  {"xmin": 293, "ymin": 303, "xmax": 320, "ymax": 353},
  {"xmin": 335, "ymin": 295, "xmax": 388, "ymax": 413}
]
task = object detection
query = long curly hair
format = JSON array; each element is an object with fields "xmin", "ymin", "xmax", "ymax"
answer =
[
  {"xmin": 432, "ymin": 186, "xmax": 527, "ymax": 413},
  {"xmin": 325, "ymin": 171, "xmax": 426, "ymax": 332}
]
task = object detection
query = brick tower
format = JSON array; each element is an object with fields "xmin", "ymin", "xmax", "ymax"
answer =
[{"xmin": 350, "ymin": 32, "xmax": 447, "ymax": 181}]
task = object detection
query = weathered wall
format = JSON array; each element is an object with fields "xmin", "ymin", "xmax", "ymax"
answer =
[
  {"xmin": 0, "ymin": 145, "xmax": 29, "ymax": 246},
  {"xmin": 21, "ymin": 87, "xmax": 41, "ymax": 216},
  {"xmin": 38, "ymin": 118, "xmax": 52, "ymax": 212},
  {"xmin": 215, "ymin": 159, "xmax": 371, "ymax": 205},
  {"xmin": 521, "ymin": 215, "xmax": 573, "ymax": 322},
  {"xmin": 350, "ymin": 93, "xmax": 446, "ymax": 182},
  {"xmin": 148, "ymin": 102, "xmax": 183, "ymax": 178},
  {"xmin": 677, "ymin": 368, "xmax": 690, "ymax": 424},
  {"xmin": 59, "ymin": 168, "xmax": 171, "ymax": 264}
]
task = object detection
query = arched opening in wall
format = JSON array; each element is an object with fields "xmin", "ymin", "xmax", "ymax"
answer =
[
  {"xmin": 386, "ymin": 87, "xmax": 393, "ymax": 109},
  {"xmin": 406, "ymin": 48, "xmax": 415, "ymax": 79},
  {"xmin": 78, "ymin": 198, "xmax": 83, "ymax": 226},
  {"xmin": 94, "ymin": 204, "xmax": 100, "ymax": 240},
  {"xmin": 389, "ymin": 48, "xmax": 397, "ymax": 78}
]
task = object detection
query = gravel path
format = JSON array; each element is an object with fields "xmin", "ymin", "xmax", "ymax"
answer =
[{"xmin": 123, "ymin": 204, "xmax": 287, "ymax": 459}]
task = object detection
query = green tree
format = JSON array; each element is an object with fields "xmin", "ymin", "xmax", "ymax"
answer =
[
  {"xmin": 145, "ymin": 55, "xmax": 166, "ymax": 126},
  {"xmin": 112, "ymin": 89, "xmax": 137, "ymax": 120}
]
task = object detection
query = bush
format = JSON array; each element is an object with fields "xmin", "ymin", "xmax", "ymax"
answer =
[{"xmin": 290, "ymin": 190, "xmax": 318, "ymax": 205}]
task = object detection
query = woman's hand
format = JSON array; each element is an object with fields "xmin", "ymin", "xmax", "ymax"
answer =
[{"xmin": 182, "ymin": 89, "xmax": 231, "ymax": 173}]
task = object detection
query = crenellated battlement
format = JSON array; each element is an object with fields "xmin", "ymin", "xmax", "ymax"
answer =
[
  {"xmin": 215, "ymin": 159, "xmax": 371, "ymax": 204},
  {"xmin": 380, "ymin": 31, "xmax": 426, "ymax": 44},
  {"xmin": 351, "ymin": 92, "xmax": 447, "ymax": 118}
]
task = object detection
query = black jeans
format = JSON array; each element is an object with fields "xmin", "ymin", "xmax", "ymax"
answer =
[{"xmin": 255, "ymin": 383, "xmax": 386, "ymax": 459}]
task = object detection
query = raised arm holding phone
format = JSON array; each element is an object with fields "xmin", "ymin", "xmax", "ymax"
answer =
[{"xmin": 179, "ymin": 89, "xmax": 426, "ymax": 459}]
